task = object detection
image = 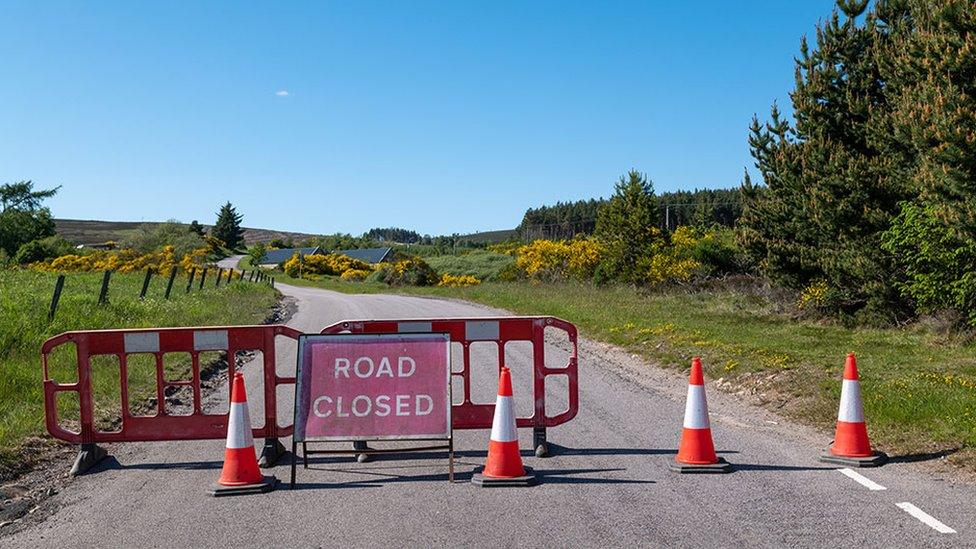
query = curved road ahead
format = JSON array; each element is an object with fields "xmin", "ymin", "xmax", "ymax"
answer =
[{"xmin": 6, "ymin": 263, "xmax": 974, "ymax": 547}]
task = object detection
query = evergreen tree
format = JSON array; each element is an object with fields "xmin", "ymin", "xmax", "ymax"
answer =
[
  {"xmin": 188, "ymin": 220, "xmax": 206, "ymax": 236},
  {"xmin": 211, "ymin": 202, "xmax": 244, "ymax": 250},
  {"xmin": 0, "ymin": 181, "xmax": 59, "ymax": 256},
  {"xmin": 595, "ymin": 170, "xmax": 660, "ymax": 282},
  {"xmin": 738, "ymin": 1, "xmax": 914, "ymax": 320},
  {"xmin": 881, "ymin": 0, "xmax": 976, "ymax": 324}
]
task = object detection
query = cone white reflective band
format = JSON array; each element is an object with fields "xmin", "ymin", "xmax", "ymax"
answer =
[
  {"xmin": 682, "ymin": 385, "xmax": 710, "ymax": 429},
  {"xmin": 225, "ymin": 402, "xmax": 254, "ymax": 449},
  {"xmin": 837, "ymin": 379, "xmax": 865, "ymax": 423},
  {"xmin": 490, "ymin": 395, "xmax": 517, "ymax": 442}
]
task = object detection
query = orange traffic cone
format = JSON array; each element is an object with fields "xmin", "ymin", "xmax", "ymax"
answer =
[
  {"xmin": 820, "ymin": 354, "xmax": 887, "ymax": 467},
  {"xmin": 671, "ymin": 357, "xmax": 731, "ymax": 473},
  {"xmin": 211, "ymin": 372, "xmax": 277, "ymax": 496},
  {"xmin": 472, "ymin": 366, "xmax": 535, "ymax": 486}
]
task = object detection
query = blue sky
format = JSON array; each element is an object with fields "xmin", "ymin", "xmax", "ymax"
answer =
[{"xmin": 1, "ymin": 1, "xmax": 834, "ymax": 236}]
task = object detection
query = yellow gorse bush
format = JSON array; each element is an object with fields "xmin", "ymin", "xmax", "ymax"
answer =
[
  {"xmin": 282, "ymin": 253, "xmax": 373, "ymax": 278},
  {"xmin": 340, "ymin": 269, "xmax": 371, "ymax": 281},
  {"xmin": 642, "ymin": 226, "xmax": 703, "ymax": 285},
  {"xmin": 437, "ymin": 273, "xmax": 481, "ymax": 287},
  {"xmin": 514, "ymin": 238, "xmax": 604, "ymax": 281},
  {"xmin": 486, "ymin": 241, "xmax": 522, "ymax": 256},
  {"xmin": 30, "ymin": 246, "xmax": 211, "ymax": 274},
  {"xmin": 797, "ymin": 280, "xmax": 829, "ymax": 310}
]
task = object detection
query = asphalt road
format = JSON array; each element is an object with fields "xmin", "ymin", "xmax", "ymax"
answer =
[{"xmin": 6, "ymin": 262, "xmax": 974, "ymax": 547}]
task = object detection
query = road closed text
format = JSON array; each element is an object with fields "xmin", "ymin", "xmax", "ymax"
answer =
[
  {"xmin": 313, "ymin": 356, "xmax": 433, "ymax": 418},
  {"xmin": 295, "ymin": 334, "xmax": 451, "ymax": 440}
]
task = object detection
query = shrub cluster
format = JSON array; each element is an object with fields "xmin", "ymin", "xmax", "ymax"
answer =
[
  {"xmin": 509, "ymin": 227, "xmax": 738, "ymax": 286},
  {"xmin": 29, "ymin": 246, "xmax": 210, "ymax": 274},
  {"xmin": 514, "ymin": 238, "xmax": 604, "ymax": 281},
  {"xmin": 282, "ymin": 253, "xmax": 372, "ymax": 278},
  {"xmin": 437, "ymin": 273, "xmax": 481, "ymax": 287},
  {"xmin": 367, "ymin": 258, "xmax": 438, "ymax": 286},
  {"xmin": 340, "ymin": 269, "xmax": 371, "ymax": 282}
]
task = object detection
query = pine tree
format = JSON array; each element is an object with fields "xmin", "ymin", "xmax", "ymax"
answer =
[
  {"xmin": 595, "ymin": 170, "xmax": 660, "ymax": 282},
  {"xmin": 0, "ymin": 181, "xmax": 59, "ymax": 256},
  {"xmin": 881, "ymin": 0, "xmax": 976, "ymax": 324},
  {"xmin": 211, "ymin": 202, "xmax": 244, "ymax": 250},
  {"xmin": 738, "ymin": 1, "xmax": 914, "ymax": 320}
]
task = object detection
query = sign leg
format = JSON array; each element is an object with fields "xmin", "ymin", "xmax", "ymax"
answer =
[
  {"xmin": 448, "ymin": 438, "xmax": 455, "ymax": 483},
  {"xmin": 290, "ymin": 439, "xmax": 297, "ymax": 489}
]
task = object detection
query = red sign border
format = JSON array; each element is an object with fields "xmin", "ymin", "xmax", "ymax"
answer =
[{"xmin": 292, "ymin": 332, "xmax": 452, "ymax": 442}]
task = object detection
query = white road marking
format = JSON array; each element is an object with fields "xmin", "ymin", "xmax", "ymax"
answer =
[
  {"xmin": 896, "ymin": 502, "xmax": 956, "ymax": 534},
  {"xmin": 838, "ymin": 468, "xmax": 886, "ymax": 491}
]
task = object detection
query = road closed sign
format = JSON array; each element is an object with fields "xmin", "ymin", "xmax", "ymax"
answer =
[{"xmin": 293, "ymin": 333, "xmax": 451, "ymax": 441}]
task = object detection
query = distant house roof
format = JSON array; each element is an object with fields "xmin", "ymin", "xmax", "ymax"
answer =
[
  {"xmin": 335, "ymin": 247, "xmax": 393, "ymax": 264},
  {"xmin": 258, "ymin": 246, "xmax": 321, "ymax": 265}
]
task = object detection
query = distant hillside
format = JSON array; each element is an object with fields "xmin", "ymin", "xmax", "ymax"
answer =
[
  {"xmin": 54, "ymin": 219, "xmax": 323, "ymax": 246},
  {"xmin": 458, "ymin": 229, "xmax": 516, "ymax": 244},
  {"xmin": 54, "ymin": 218, "xmax": 518, "ymax": 248}
]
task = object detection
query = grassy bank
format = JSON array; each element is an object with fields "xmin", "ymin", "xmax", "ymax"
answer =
[
  {"xmin": 257, "ymin": 258, "xmax": 976, "ymax": 469},
  {"xmin": 0, "ymin": 269, "xmax": 277, "ymax": 478}
]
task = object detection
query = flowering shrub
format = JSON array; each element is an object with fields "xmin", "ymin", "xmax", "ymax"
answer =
[
  {"xmin": 368, "ymin": 258, "xmax": 438, "ymax": 286},
  {"xmin": 797, "ymin": 280, "xmax": 829, "ymax": 310},
  {"xmin": 514, "ymin": 238, "xmax": 604, "ymax": 281},
  {"xmin": 641, "ymin": 226, "xmax": 702, "ymax": 285},
  {"xmin": 340, "ymin": 269, "xmax": 371, "ymax": 281},
  {"xmin": 486, "ymin": 241, "xmax": 522, "ymax": 256},
  {"xmin": 437, "ymin": 273, "xmax": 481, "ymax": 287},
  {"xmin": 30, "ymin": 246, "xmax": 211, "ymax": 274},
  {"xmin": 282, "ymin": 253, "xmax": 372, "ymax": 278}
]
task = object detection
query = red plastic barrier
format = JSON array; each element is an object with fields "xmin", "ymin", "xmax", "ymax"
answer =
[
  {"xmin": 321, "ymin": 317, "xmax": 579, "ymax": 436},
  {"xmin": 41, "ymin": 325, "xmax": 300, "ymax": 445}
]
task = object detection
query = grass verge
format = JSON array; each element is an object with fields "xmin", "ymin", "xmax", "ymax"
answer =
[
  {"xmin": 256, "ymin": 259, "xmax": 976, "ymax": 471},
  {"xmin": 0, "ymin": 268, "xmax": 277, "ymax": 478}
]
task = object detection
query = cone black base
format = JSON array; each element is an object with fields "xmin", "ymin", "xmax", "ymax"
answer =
[
  {"xmin": 471, "ymin": 466, "xmax": 536, "ymax": 487},
  {"xmin": 210, "ymin": 475, "xmax": 278, "ymax": 497},
  {"xmin": 669, "ymin": 457, "xmax": 732, "ymax": 474},
  {"xmin": 819, "ymin": 448, "xmax": 888, "ymax": 468}
]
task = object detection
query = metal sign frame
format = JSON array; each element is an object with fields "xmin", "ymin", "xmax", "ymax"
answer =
[{"xmin": 289, "ymin": 332, "xmax": 454, "ymax": 487}]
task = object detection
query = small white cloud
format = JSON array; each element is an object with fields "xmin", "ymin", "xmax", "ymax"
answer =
[{"xmin": 275, "ymin": 90, "xmax": 290, "ymax": 97}]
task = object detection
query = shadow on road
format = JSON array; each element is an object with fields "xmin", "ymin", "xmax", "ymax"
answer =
[
  {"xmin": 90, "ymin": 457, "xmax": 223, "ymax": 472},
  {"xmin": 731, "ymin": 463, "xmax": 834, "ymax": 472},
  {"xmin": 294, "ymin": 465, "xmax": 655, "ymax": 488},
  {"xmin": 887, "ymin": 447, "xmax": 961, "ymax": 464},
  {"xmin": 299, "ymin": 443, "xmax": 731, "ymax": 465}
]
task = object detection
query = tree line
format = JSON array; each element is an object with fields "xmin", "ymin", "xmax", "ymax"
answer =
[{"xmin": 515, "ymin": 187, "xmax": 743, "ymax": 241}]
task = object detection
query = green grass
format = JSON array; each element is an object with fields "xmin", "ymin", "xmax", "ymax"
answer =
[
  {"xmin": 0, "ymin": 268, "xmax": 277, "ymax": 478},
  {"xmin": 254, "ymin": 260, "xmax": 976, "ymax": 470},
  {"xmin": 424, "ymin": 250, "xmax": 514, "ymax": 281},
  {"xmin": 438, "ymin": 283, "xmax": 976, "ymax": 467}
]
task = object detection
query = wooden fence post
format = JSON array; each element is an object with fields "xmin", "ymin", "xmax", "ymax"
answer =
[
  {"xmin": 164, "ymin": 266, "xmax": 178, "ymax": 299},
  {"xmin": 98, "ymin": 270, "xmax": 113, "ymax": 304},
  {"xmin": 48, "ymin": 274, "xmax": 66, "ymax": 321},
  {"xmin": 140, "ymin": 269, "xmax": 154, "ymax": 299},
  {"xmin": 215, "ymin": 268, "xmax": 223, "ymax": 288},
  {"xmin": 199, "ymin": 267, "xmax": 208, "ymax": 289},
  {"xmin": 186, "ymin": 267, "xmax": 196, "ymax": 293}
]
